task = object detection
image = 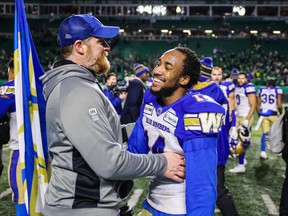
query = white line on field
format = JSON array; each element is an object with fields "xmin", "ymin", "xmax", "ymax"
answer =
[
  {"xmin": 0, "ymin": 188, "xmax": 12, "ymax": 200},
  {"xmin": 261, "ymin": 194, "xmax": 278, "ymax": 215},
  {"xmin": 127, "ymin": 189, "xmax": 143, "ymax": 208}
]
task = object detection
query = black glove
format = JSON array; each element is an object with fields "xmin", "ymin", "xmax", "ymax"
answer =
[{"xmin": 119, "ymin": 204, "xmax": 134, "ymax": 216}]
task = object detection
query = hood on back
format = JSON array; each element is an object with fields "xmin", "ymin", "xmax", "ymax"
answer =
[{"xmin": 40, "ymin": 62, "xmax": 98, "ymax": 100}]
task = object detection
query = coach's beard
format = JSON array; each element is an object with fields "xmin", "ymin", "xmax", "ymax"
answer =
[{"xmin": 94, "ymin": 53, "xmax": 111, "ymax": 75}]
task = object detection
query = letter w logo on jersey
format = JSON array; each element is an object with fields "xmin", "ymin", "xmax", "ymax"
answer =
[
  {"xmin": 184, "ymin": 112, "xmax": 223, "ymax": 133},
  {"xmin": 198, "ymin": 113, "xmax": 223, "ymax": 133}
]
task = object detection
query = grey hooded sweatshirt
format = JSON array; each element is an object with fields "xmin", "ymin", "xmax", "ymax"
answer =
[{"xmin": 41, "ymin": 62, "xmax": 167, "ymax": 216}]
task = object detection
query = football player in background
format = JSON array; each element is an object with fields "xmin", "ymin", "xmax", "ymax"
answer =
[
  {"xmin": 128, "ymin": 48, "xmax": 225, "ymax": 215},
  {"xmin": 257, "ymin": 77, "xmax": 282, "ymax": 159},
  {"xmin": 229, "ymin": 68, "xmax": 239, "ymax": 85},
  {"xmin": 229, "ymin": 72, "xmax": 256, "ymax": 173},
  {"xmin": 212, "ymin": 66, "xmax": 237, "ymax": 141},
  {"xmin": 190, "ymin": 61, "xmax": 239, "ymax": 216},
  {"xmin": 0, "ymin": 59, "xmax": 25, "ymax": 215}
]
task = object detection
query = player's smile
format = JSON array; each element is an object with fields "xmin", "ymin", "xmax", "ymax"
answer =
[{"xmin": 152, "ymin": 76, "xmax": 165, "ymax": 87}]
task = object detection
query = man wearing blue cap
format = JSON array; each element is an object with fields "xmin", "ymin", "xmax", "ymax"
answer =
[
  {"xmin": 121, "ymin": 63, "xmax": 150, "ymax": 124},
  {"xmin": 41, "ymin": 14, "xmax": 185, "ymax": 216}
]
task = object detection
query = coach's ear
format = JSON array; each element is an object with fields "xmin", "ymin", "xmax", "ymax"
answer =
[{"xmin": 180, "ymin": 75, "xmax": 190, "ymax": 86}]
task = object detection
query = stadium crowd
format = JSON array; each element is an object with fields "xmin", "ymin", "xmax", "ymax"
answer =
[
  {"xmin": 1, "ymin": 13, "xmax": 288, "ymax": 216},
  {"xmin": 0, "ymin": 32, "xmax": 288, "ymax": 87}
]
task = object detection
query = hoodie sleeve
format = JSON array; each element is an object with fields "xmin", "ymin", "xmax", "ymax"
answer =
[{"xmin": 59, "ymin": 78, "xmax": 166, "ymax": 180}]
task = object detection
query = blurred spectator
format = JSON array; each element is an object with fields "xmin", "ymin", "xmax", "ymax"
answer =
[
  {"xmin": 121, "ymin": 63, "xmax": 149, "ymax": 124},
  {"xmin": 103, "ymin": 73, "xmax": 127, "ymax": 115}
]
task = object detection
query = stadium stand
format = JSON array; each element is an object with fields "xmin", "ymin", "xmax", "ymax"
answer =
[{"xmin": 0, "ymin": 0, "xmax": 288, "ymax": 87}]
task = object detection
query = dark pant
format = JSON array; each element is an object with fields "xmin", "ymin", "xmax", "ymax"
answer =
[
  {"xmin": 0, "ymin": 145, "xmax": 3, "ymax": 177},
  {"xmin": 217, "ymin": 165, "xmax": 239, "ymax": 216},
  {"xmin": 280, "ymin": 145, "xmax": 288, "ymax": 215}
]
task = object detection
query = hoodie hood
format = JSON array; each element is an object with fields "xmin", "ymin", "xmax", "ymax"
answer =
[{"xmin": 40, "ymin": 62, "xmax": 98, "ymax": 100}]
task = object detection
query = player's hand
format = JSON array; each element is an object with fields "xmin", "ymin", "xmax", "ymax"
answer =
[
  {"xmin": 230, "ymin": 126, "xmax": 238, "ymax": 140},
  {"xmin": 163, "ymin": 152, "xmax": 185, "ymax": 183},
  {"xmin": 242, "ymin": 119, "xmax": 249, "ymax": 128}
]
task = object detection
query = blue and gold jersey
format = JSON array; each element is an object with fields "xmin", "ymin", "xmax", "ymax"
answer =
[
  {"xmin": 189, "ymin": 81, "xmax": 230, "ymax": 166},
  {"xmin": 128, "ymin": 90, "xmax": 224, "ymax": 215},
  {"xmin": 0, "ymin": 80, "xmax": 18, "ymax": 150},
  {"xmin": 0, "ymin": 80, "xmax": 15, "ymax": 96},
  {"xmin": 0, "ymin": 80, "xmax": 16, "ymax": 114},
  {"xmin": 130, "ymin": 90, "xmax": 225, "ymax": 154}
]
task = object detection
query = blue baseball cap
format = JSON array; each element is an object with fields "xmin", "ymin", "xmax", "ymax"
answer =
[{"xmin": 58, "ymin": 14, "xmax": 120, "ymax": 47}]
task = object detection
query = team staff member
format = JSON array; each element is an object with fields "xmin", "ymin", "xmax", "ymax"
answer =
[
  {"xmin": 41, "ymin": 14, "xmax": 185, "ymax": 216},
  {"xmin": 128, "ymin": 48, "xmax": 225, "ymax": 215}
]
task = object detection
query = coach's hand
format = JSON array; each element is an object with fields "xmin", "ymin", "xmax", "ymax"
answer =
[{"xmin": 163, "ymin": 152, "xmax": 185, "ymax": 183}]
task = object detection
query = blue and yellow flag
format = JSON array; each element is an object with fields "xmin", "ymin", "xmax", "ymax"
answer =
[{"xmin": 14, "ymin": 0, "xmax": 49, "ymax": 215}]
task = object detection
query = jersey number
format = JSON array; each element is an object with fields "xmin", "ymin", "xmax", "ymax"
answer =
[
  {"xmin": 236, "ymin": 94, "xmax": 240, "ymax": 105},
  {"xmin": 261, "ymin": 94, "xmax": 275, "ymax": 104}
]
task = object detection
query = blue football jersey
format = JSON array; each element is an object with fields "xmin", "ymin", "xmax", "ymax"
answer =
[
  {"xmin": 0, "ymin": 80, "xmax": 18, "ymax": 150},
  {"xmin": 189, "ymin": 81, "xmax": 230, "ymax": 166},
  {"xmin": 128, "ymin": 89, "xmax": 225, "ymax": 215},
  {"xmin": 0, "ymin": 80, "xmax": 16, "ymax": 114}
]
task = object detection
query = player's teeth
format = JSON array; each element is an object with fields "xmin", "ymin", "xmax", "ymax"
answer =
[{"xmin": 154, "ymin": 78, "xmax": 161, "ymax": 83}]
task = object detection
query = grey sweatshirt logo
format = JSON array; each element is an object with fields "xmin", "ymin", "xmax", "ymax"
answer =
[{"xmin": 89, "ymin": 108, "xmax": 99, "ymax": 121}]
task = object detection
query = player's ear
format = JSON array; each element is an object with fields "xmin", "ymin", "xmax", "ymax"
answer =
[
  {"xmin": 180, "ymin": 75, "xmax": 190, "ymax": 86},
  {"xmin": 74, "ymin": 40, "xmax": 85, "ymax": 55}
]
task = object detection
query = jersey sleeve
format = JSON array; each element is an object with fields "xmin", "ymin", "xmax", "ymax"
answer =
[
  {"xmin": 181, "ymin": 95, "xmax": 220, "ymax": 214},
  {"xmin": 257, "ymin": 87, "xmax": 263, "ymax": 96},
  {"xmin": 181, "ymin": 94, "xmax": 225, "ymax": 141},
  {"xmin": 245, "ymin": 83, "xmax": 256, "ymax": 95},
  {"xmin": 0, "ymin": 96, "xmax": 14, "ymax": 117},
  {"xmin": 183, "ymin": 137, "xmax": 217, "ymax": 215},
  {"xmin": 227, "ymin": 81, "xmax": 235, "ymax": 95}
]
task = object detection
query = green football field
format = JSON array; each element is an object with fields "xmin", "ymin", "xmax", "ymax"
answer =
[{"xmin": 0, "ymin": 129, "xmax": 285, "ymax": 216}]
